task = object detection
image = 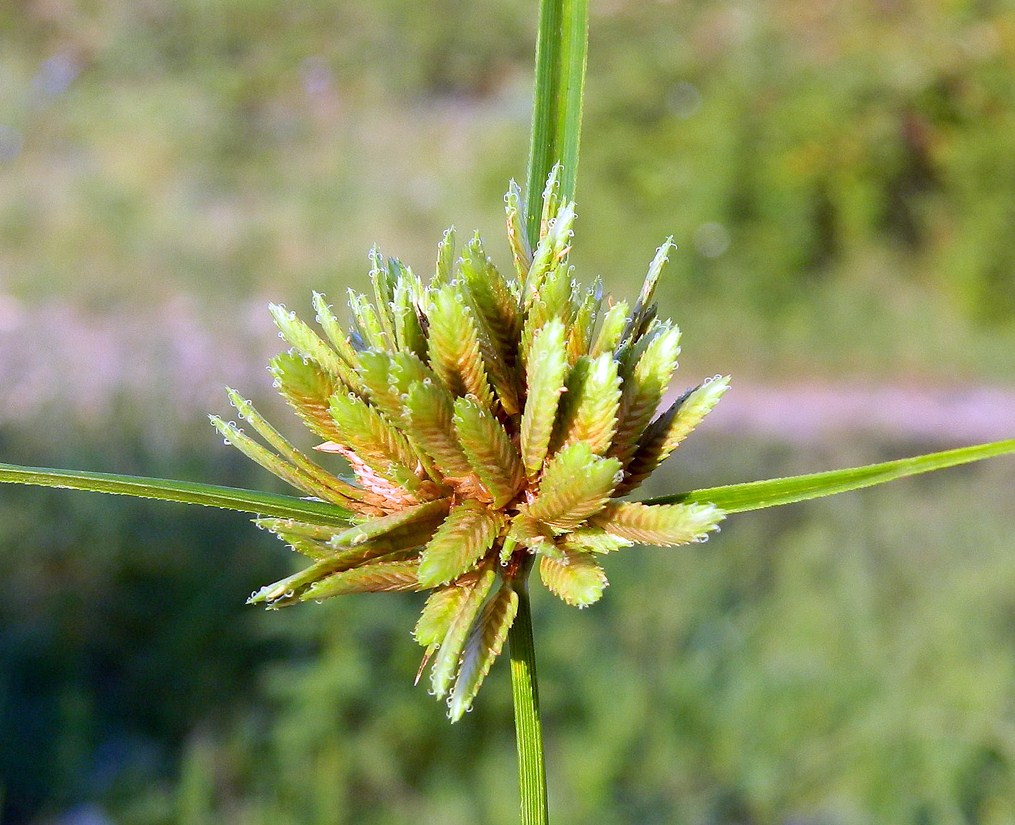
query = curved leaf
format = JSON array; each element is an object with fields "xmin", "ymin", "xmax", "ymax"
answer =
[
  {"xmin": 646, "ymin": 439, "xmax": 1015, "ymax": 513},
  {"xmin": 0, "ymin": 463, "xmax": 352, "ymax": 524}
]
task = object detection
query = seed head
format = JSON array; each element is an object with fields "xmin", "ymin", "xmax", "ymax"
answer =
[{"xmin": 220, "ymin": 171, "xmax": 730, "ymax": 720}]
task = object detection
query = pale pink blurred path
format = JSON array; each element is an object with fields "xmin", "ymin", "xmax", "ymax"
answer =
[{"xmin": 1, "ymin": 295, "xmax": 1013, "ymax": 445}]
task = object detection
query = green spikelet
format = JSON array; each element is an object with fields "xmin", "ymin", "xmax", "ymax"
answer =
[
  {"xmin": 269, "ymin": 352, "xmax": 344, "ymax": 443},
  {"xmin": 414, "ymin": 576, "xmax": 478, "ymax": 648},
  {"xmin": 525, "ymin": 443, "xmax": 621, "ymax": 531},
  {"xmin": 418, "ymin": 501, "xmax": 503, "ymax": 588},
  {"xmin": 427, "ymin": 286, "xmax": 496, "ymax": 410},
  {"xmin": 453, "ymin": 397, "xmax": 524, "ymax": 507},
  {"xmin": 591, "ymin": 501, "xmax": 724, "ymax": 547},
  {"xmin": 330, "ymin": 498, "xmax": 451, "ymax": 547},
  {"xmin": 404, "ymin": 381, "xmax": 475, "ymax": 480},
  {"xmin": 523, "ymin": 201, "xmax": 575, "ymax": 306},
  {"xmin": 249, "ymin": 504, "xmax": 448, "ymax": 607},
  {"xmin": 302, "ymin": 559, "xmax": 421, "ymax": 601},
  {"xmin": 619, "ymin": 376, "xmax": 730, "ymax": 495},
  {"xmin": 505, "ymin": 180, "xmax": 531, "ymax": 281},
  {"xmin": 328, "ymin": 392, "xmax": 423, "ymax": 489},
  {"xmin": 255, "ymin": 518, "xmax": 343, "ymax": 542},
  {"xmin": 369, "ymin": 247, "xmax": 398, "ymax": 344},
  {"xmin": 347, "ymin": 289, "xmax": 390, "ymax": 351},
  {"xmin": 506, "ymin": 512, "xmax": 556, "ymax": 552},
  {"xmin": 356, "ymin": 351, "xmax": 404, "ymax": 422},
  {"xmin": 539, "ymin": 163, "xmax": 562, "ymax": 239},
  {"xmin": 448, "ymin": 582, "xmax": 518, "ymax": 721},
  {"xmin": 551, "ymin": 354, "xmax": 622, "ymax": 456},
  {"xmin": 458, "ymin": 235, "xmax": 521, "ymax": 414},
  {"xmin": 621, "ymin": 236, "xmax": 674, "ymax": 344},
  {"xmin": 269, "ymin": 303, "xmax": 353, "ymax": 388},
  {"xmin": 392, "ymin": 277, "xmax": 428, "ymax": 360},
  {"xmin": 224, "ymin": 389, "xmax": 363, "ymax": 507},
  {"xmin": 210, "ymin": 415, "xmax": 336, "ymax": 503},
  {"xmin": 539, "ymin": 549, "xmax": 608, "ymax": 608},
  {"xmin": 311, "ymin": 292, "xmax": 360, "ymax": 367},
  {"xmin": 589, "ymin": 300, "xmax": 629, "ymax": 358},
  {"xmin": 430, "ymin": 561, "xmax": 496, "ymax": 699},
  {"xmin": 520, "ymin": 318, "xmax": 568, "ymax": 479},
  {"xmin": 610, "ymin": 324, "xmax": 681, "ymax": 466},
  {"xmin": 567, "ymin": 280, "xmax": 601, "ymax": 364},
  {"xmin": 560, "ymin": 527, "xmax": 633, "ymax": 555},
  {"xmin": 433, "ymin": 227, "xmax": 456, "ymax": 290}
]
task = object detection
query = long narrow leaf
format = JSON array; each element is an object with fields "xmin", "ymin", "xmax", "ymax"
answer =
[
  {"xmin": 0, "ymin": 463, "xmax": 353, "ymax": 524},
  {"xmin": 646, "ymin": 439, "xmax": 1015, "ymax": 513}
]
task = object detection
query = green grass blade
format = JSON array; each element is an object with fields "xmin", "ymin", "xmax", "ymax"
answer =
[
  {"xmin": 0, "ymin": 463, "xmax": 353, "ymax": 524},
  {"xmin": 645, "ymin": 439, "xmax": 1015, "ymax": 513},
  {"xmin": 525, "ymin": 0, "xmax": 589, "ymax": 247}
]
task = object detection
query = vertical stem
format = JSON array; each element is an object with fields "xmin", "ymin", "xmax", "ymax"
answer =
[
  {"xmin": 513, "ymin": 1, "xmax": 589, "ymax": 821},
  {"xmin": 508, "ymin": 563, "xmax": 548, "ymax": 825},
  {"xmin": 525, "ymin": 0, "xmax": 590, "ymax": 247}
]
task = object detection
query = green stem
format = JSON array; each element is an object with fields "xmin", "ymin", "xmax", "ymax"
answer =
[
  {"xmin": 508, "ymin": 559, "xmax": 549, "ymax": 825},
  {"xmin": 525, "ymin": 0, "xmax": 590, "ymax": 246}
]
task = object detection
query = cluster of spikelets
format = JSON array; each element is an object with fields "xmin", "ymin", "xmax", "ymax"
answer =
[{"xmin": 211, "ymin": 170, "xmax": 730, "ymax": 721}]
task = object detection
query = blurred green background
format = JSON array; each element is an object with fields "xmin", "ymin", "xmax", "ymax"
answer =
[{"xmin": 2, "ymin": 1, "xmax": 1015, "ymax": 823}]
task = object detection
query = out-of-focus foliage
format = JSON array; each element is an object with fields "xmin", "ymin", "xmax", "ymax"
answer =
[{"xmin": 3, "ymin": 0, "xmax": 1015, "ymax": 823}]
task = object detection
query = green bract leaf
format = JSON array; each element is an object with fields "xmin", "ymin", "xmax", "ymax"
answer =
[
  {"xmin": 418, "ymin": 501, "xmax": 503, "ymax": 588},
  {"xmin": 591, "ymin": 500, "xmax": 724, "ymax": 546},
  {"xmin": 648, "ymin": 439, "xmax": 1015, "ymax": 513},
  {"xmin": 449, "ymin": 581, "xmax": 519, "ymax": 721},
  {"xmin": 0, "ymin": 464, "xmax": 354, "ymax": 524}
]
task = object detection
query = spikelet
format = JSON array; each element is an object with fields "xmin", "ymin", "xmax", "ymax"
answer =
[
  {"xmin": 520, "ymin": 318, "xmax": 568, "ymax": 479},
  {"xmin": 448, "ymin": 582, "xmax": 518, "ymax": 721},
  {"xmin": 418, "ymin": 501, "xmax": 503, "ymax": 588},
  {"xmin": 219, "ymin": 172, "xmax": 731, "ymax": 720},
  {"xmin": 539, "ymin": 549, "xmax": 608, "ymax": 608}
]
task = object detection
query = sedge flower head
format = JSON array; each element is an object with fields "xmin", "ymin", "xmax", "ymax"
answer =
[{"xmin": 213, "ymin": 169, "xmax": 730, "ymax": 720}]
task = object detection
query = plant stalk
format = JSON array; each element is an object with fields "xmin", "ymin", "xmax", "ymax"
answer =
[
  {"xmin": 525, "ymin": 0, "xmax": 590, "ymax": 246},
  {"xmin": 508, "ymin": 561, "xmax": 549, "ymax": 825}
]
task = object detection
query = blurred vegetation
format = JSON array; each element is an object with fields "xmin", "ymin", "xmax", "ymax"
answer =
[{"xmin": 2, "ymin": 0, "xmax": 1015, "ymax": 823}]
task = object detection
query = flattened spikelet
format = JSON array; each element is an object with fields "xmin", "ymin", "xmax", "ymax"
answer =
[
  {"xmin": 430, "ymin": 561, "xmax": 496, "ymax": 699},
  {"xmin": 520, "ymin": 319, "xmax": 568, "ymax": 479},
  {"xmin": 591, "ymin": 501, "xmax": 724, "ymax": 547},
  {"xmin": 427, "ymin": 286, "xmax": 495, "ymax": 410},
  {"xmin": 539, "ymin": 549, "xmax": 608, "ymax": 608},
  {"xmin": 453, "ymin": 397, "xmax": 524, "ymax": 507},
  {"xmin": 526, "ymin": 443, "xmax": 620, "ymax": 531},
  {"xmin": 418, "ymin": 501, "xmax": 503, "ymax": 588},
  {"xmin": 449, "ymin": 582, "xmax": 518, "ymax": 721},
  {"xmin": 619, "ymin": 375, "xmax": 730, "ymax": 494}
]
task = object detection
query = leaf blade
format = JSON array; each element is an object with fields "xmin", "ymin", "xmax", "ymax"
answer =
[
  {"xmin": 645, "ymin": 439, "xmax": 1015, "ymax": 514},
  {"xmin": 0, "ymin": 463, "xmax": 353, "ymax": 524}
]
